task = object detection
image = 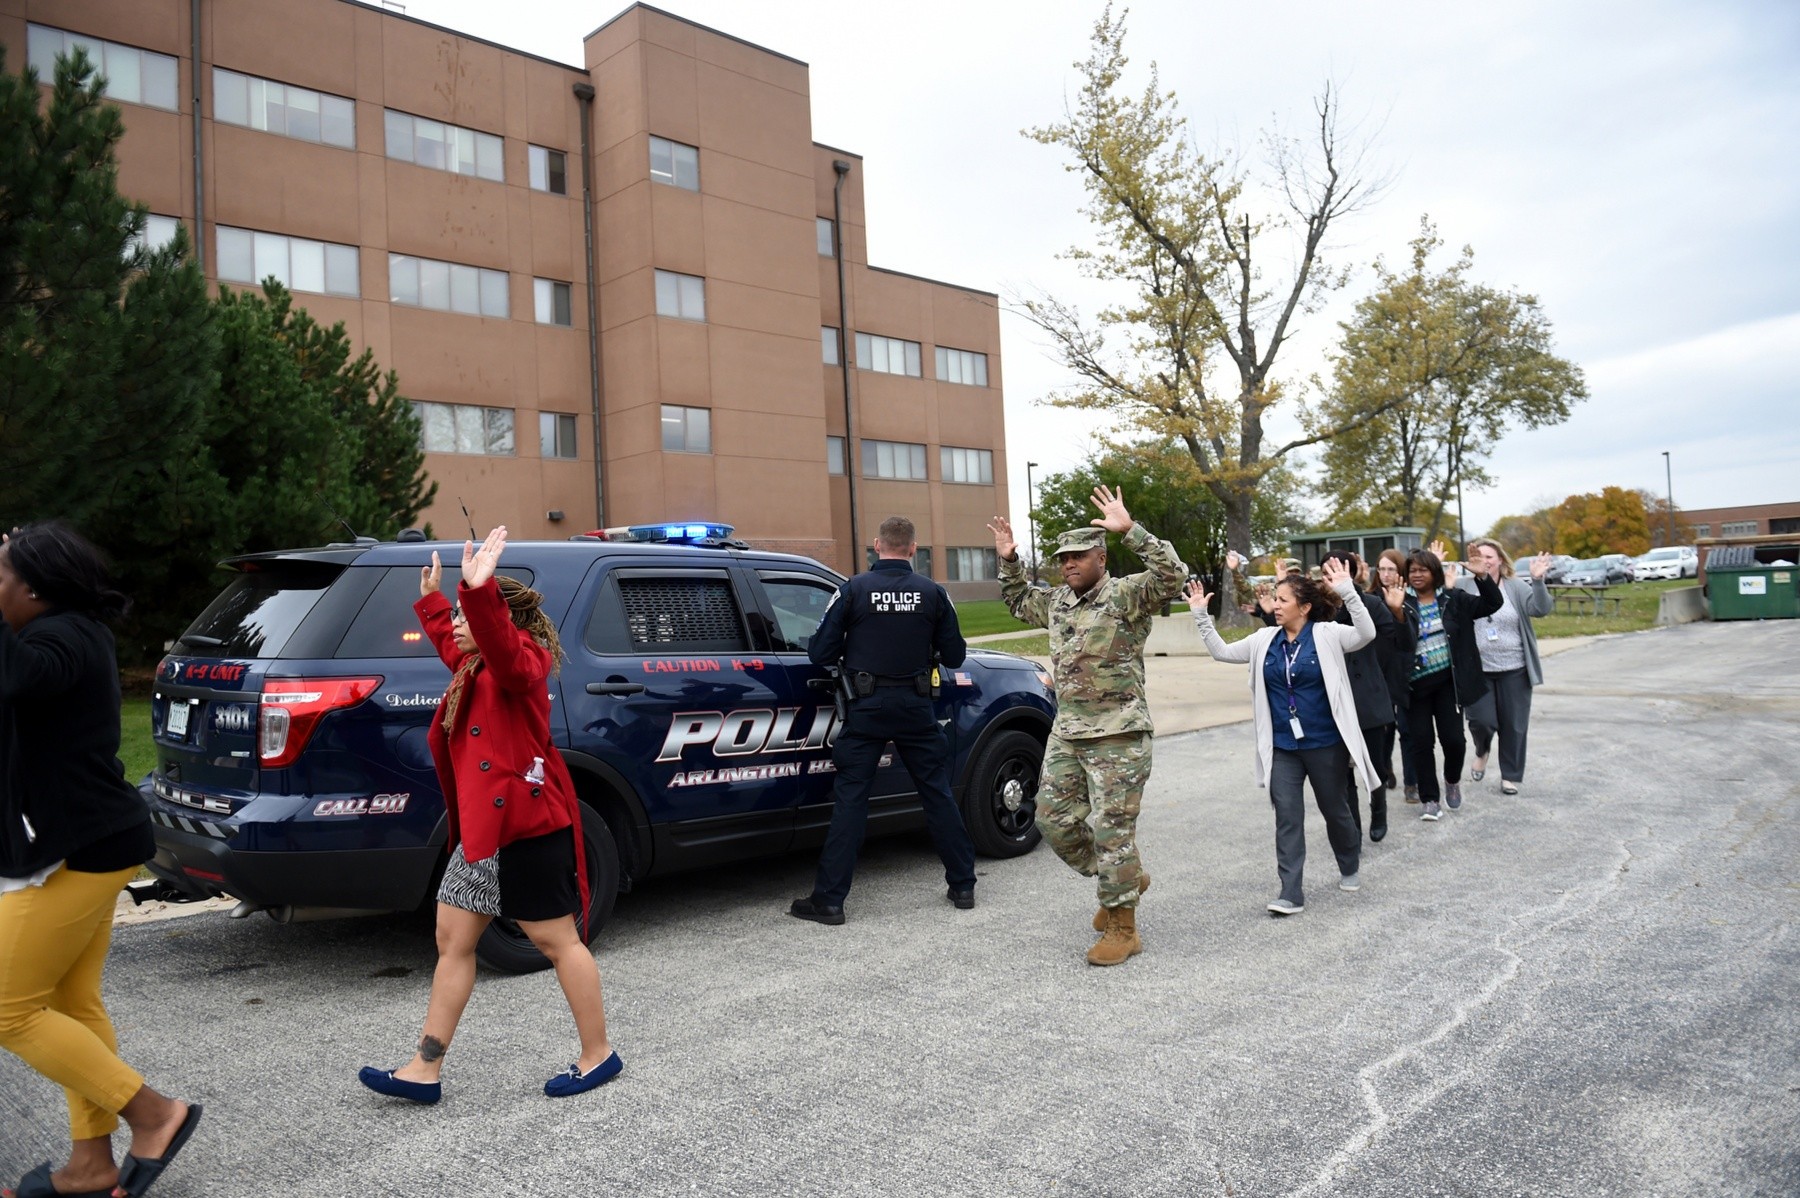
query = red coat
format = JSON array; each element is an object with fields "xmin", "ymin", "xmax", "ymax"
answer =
[{"xmin": 415, "ymin": 581, "xmax": 588, "ymax": 928}]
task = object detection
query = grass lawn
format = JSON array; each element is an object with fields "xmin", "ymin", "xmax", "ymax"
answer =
[
  {"xmin": 1534, "ymin": 578, "xmax": 1685, "ymax": 638},
  {"xmin": 958, "ymin": 597, "xmax": 1191, "ymax": 638},
  {"xmin": 987, "ymin": 620, "xmax": 1250, "ymax": 659},
  {"xmin": 119, "ymin": 697, "xmax": 157, "ymax": 784}
]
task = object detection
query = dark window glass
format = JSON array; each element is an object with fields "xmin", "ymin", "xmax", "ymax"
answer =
[
  {"xmin": 334, "ymin": 566, "xmax": 535, "ymax": 659},
  {"xmin": 177, "ymin": 564, "xmax": 342, "ymax": 658},
  {"xmin": 761, "ymin": 577, "xmax": 837, "ymax": 653}
]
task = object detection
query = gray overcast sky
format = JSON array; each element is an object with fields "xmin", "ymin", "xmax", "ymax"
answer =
[{"xmin": 405, "ymin": 0, "xmax": 1799, "ymax": 538}]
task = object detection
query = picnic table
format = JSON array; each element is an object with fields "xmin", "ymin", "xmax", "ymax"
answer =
[{"xmin": 1549, "ymin": 584, "xmax": 1624, "ymax": 617}]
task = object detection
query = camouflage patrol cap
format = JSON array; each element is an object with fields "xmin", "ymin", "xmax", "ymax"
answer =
[{"xmin": 1052, "ymin": 527, "xmax": 1107, "ymax": 556}]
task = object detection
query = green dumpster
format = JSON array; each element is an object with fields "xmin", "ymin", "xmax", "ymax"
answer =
[{"xmin": 1705, "ymin": 545, "xmax": 1800, "ymax": 621}]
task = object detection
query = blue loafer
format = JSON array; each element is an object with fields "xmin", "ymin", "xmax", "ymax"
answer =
[
  {"xmin": 358, "ymin": 1066, "xmax": 441, "ymax": 1105},
  {"xmin": 544, "ymin": 1051, "xmax": 622, "ymax": 1097}
]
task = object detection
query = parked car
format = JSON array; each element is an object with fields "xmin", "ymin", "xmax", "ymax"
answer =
[
  {"xmin": 1631, "ymin": 546, "xmax": 1699, "ymax": 581},
  {"xmin": 139, "ymin": 524, "xmax": 1055, "ymax": 972},
  {"xmin": 1542, "ymin": 554, "xmax": 1579, "ymax": 584},
  {"xmin": 1562, "ymin": 557, "xmax": 1631, "ymax": 586},
  {"xmin": 1600, "ymin": 553, "xmax": 1637, "ymax": 581}
]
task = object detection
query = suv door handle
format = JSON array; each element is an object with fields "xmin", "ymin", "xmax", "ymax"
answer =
[
  {"xmin": 805, "ymin": 677, "xmax": 837, "ymax": 692},
  {"xmin": 586, "ymin": 682, "xmax": 647, "ymax": 696}
]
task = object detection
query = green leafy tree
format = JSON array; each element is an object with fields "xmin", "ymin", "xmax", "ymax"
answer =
[
  {"xmin": 1485, "ymin": 509, "xmax": 1558, "ymax": 558},
  {"xmin": 1314, "ymin": 219, "xmax": 1587, "ymax": 541},
  {"xmin": 1031, "ymin": 439, "xmax": 1302, "ymax": 585},
  {"xmin": 1551, "ymin": 487, "xmax": 1651, "ymax": 558},
  {"xmin": 1021, "ymin": 8, "xmax": 1384, "ymax": 619}
]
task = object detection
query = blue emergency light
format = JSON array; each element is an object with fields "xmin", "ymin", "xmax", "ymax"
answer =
[{"xmin": 597, "ymin": 522, "xmax": 737, "ymax": 545}]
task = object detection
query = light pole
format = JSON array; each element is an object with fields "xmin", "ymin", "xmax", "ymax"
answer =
[
  {"xmin": 1026, "ymin": 461, "xmax": 1040, "ymax": 583},
  {"xmin": 1663, "ymin": 451, "xmax": 1676, "ymax": 545}
]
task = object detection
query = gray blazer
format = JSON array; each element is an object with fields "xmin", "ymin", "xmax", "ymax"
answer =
[{"xmin": 1455, "ymin": 573, "xmax": 1554, "ymax": 686}]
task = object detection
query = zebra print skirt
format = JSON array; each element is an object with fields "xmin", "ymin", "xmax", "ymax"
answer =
[{"xmin": 436, "ymin": 843, "xmax": 502, "ymax": 916}]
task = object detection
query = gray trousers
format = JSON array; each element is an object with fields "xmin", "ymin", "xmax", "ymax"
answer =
[
  {"xmin": 1269, "ymin": 743, "xmax": 1361, "ymax": 906},
  {"xmin": 1467, "ymin": 667, "xmax": 1534, "ymax": 783}
]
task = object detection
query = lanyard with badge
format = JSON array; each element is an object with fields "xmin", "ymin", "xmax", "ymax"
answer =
[{"xmin": 1280, "ymin": 632, "xmax": 1307, "ymax": 740}]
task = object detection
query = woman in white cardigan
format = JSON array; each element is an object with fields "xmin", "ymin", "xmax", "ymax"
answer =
[{"xmin": 1186, "ymin": 559, "xmax": 1380, "ymax": 916}]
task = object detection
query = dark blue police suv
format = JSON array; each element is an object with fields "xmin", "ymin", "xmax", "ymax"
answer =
[{"xmin": 141, "ymin": 525, "xmax": 1053, "ymax": 971}]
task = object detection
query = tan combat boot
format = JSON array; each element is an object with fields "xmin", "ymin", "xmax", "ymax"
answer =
[
  {"xmin": 1086, "ymin": 905, "xmax": 1141, "ymax": 966},
  {"xmin": 1093, "ymin": 872, "xmax": 1150, "ymax": 931}
]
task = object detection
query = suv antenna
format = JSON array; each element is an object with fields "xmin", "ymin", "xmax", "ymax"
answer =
[
  {"xmin": 459, "ymin": 497, "xmax": 478, "ymax": 541},
  {"xmin": 317, "ymin": 491, "xmax": 358, "ymax": 541}
]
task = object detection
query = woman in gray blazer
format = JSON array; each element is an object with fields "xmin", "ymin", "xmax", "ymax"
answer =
[
  {"xmin": 1187, "ymin": 560, "xmax": 1378, "ymax": 917},
  {"xmin": 1458, "ymin": 539, "xmax": 1555, "ymax": 794}
]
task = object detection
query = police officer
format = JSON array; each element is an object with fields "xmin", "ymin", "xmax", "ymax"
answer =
[{"xmin": 788, "ymin": 516, "xmax": 977, "ymax": 925}]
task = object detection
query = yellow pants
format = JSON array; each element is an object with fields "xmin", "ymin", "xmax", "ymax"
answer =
[{"xmin": 0, "ymin": 865, "xmax": 143, "ymax": 1139}]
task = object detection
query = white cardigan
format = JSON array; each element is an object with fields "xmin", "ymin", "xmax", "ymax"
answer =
[{"xmin": 1192, "ymin": 581, "xmax": 1381, "ymax": 794}]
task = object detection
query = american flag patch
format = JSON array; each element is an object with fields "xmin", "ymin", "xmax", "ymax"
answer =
[{"xmin": 954, "ymin": 672, "xmax": 973, "ymax": 686}]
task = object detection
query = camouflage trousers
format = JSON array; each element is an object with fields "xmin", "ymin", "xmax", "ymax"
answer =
[{"xmin": 1036, "ymin": 731, "xmax": 1153, "ymax": 908}]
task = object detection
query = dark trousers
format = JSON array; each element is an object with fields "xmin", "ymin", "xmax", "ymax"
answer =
[
  {"xmin": 812, "ymin": 688, "xmax": 977, "ymax": 907},
  {"xmin": 1269, "ymin": 742, "xmax": 1361, "ymax": 905},
  {"xmin": 1468, "ymin": 667, "xmax": 1534, "ymax": 783},
  {"xmin": 1407, "ymin": 670, "xmax": 1465, "ymax": 802},
  {"xmin": 1390, "ymin": 703, "xmax": 1416, "ymax": 787},
  {"xmin": 1346, "ymin": 722, "xmax": 1392, "ymax": 830}
]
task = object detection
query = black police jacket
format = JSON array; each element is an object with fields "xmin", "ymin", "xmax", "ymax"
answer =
[{"xmin": 808, "ymin": 558, "xmax": 966, "ymax": 678}]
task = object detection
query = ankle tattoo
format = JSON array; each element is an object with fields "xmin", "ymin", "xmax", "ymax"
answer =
[{"xmin": 418, "ymin": 1035, "xmax": 447, "ymax": 1063}]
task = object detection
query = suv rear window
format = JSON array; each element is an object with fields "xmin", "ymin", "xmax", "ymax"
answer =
[
  {"xmin": 334, "ymin": 566, "xmax": 537, "ymax": 659},
  {"xmin": 596, "ymin": 575, "xmax": 748, "ymax": 653},
  {"xmin": 177, "ymin": 563, "xmax": 343, "ymax": 658}
]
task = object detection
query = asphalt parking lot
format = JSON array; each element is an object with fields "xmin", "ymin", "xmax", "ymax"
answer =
[{"xmin": 4, "ymin": 621, "xmax": 1797, "ymax": 1197}]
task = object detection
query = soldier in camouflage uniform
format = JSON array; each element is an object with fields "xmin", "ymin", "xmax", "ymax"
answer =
[{"xmin": 988, "ymin": 485, "xmax": 1187, "ymax": 966}]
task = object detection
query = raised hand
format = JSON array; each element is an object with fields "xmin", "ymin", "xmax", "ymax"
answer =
[
  {"xmin": 420, "ymin": 550, "xmax": 443, "ymax": 597},
  {"xmin": 1429, "ymin": 539, "xmax": 1451, "ymax": 563},
  {"xmin": 1442, "ymin": 558, "xmax": 1462, "ymax": 587},
  {"xmin": 1256, "ymin": 584, "xmax": 1276, "ymax": 615},
  {"xmin": 1087, "ymin": 484, "xmax": 1133, "ymax": 534},
  {"xmin": 462, "ymin": 525, "xmax": 507, "ymax": 590},
  {"xmin": 1383, "ymin": 581, "xmax": 1406, "ymax": 615},
  {"xmin": 1321, "ymin": 557, "xmax": 1351, "ymax": 589},
  {"xmin": 1226, "ymin": 549, "xmax": 1244, "ymax": 572},
  {"xmin": 1530, "ymin": 551, "xmax": 1552, "ymax": 580},
  {"xmin": 1184, "ymin": 579, "xmax": 1212, "ymax": 609},
  {"xmin": 987, "ymin": 516, "xmax": 1017, "ymax": 561}
]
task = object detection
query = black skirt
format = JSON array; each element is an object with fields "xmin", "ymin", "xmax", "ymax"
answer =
[{"xmin": 496, "ymin": 828, "xmax": 580, "ymax": 923}]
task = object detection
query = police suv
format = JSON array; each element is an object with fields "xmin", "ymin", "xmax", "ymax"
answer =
[{"xmin": 141, "ymin": 524, "xmax": 1053, "ymax": 971}]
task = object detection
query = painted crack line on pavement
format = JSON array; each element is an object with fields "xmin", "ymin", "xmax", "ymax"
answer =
[{"xmin": 1286, "ymin": 824, "xmax": 1657, "ymax": 1198}]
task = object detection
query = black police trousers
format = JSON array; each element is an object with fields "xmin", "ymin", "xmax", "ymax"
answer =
[{"xmin": 812, "ymin": 688, "xmax": 977, "ymax": 907}]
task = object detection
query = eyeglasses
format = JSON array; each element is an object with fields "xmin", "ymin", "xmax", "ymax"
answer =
[{"xmin": 449, "ymin": 605, "xmax": 465, "ymax": 623}]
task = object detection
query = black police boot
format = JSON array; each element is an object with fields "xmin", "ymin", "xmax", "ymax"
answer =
[
  {"xmin": 947, "ymin": 886, "xmax": 975, "ymax": 910},
  {"xmin": 788, "ymin": 896, "xmax": 845, "ymax": 925},
  {"xmin": 1370, "ymin": 787, "xmax": 1389, "ymax": 843}
]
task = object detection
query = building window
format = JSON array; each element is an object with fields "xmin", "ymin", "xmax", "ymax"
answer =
[
  {"xmin": 649, "ymin": 135, "xmax": 699, "ymax": 190},
  {"xmin": 662, "ymin": 405, "xmax": 711, "ymax": 454},
  {"xmin": 213, "ymin": 68, "xmax": 354, "ymax": 149},
  {"xmin": 936, "ymin": 346, "xmax": 989, "ymax": 387},
  {"xmin": 822, "ymin": 327, "xmax": 840, "ymax": 365},
  {"xmin": 654, "ymin": 270, "xmax": 706, "ymax": 321},
  {"xmin": 384, "ymin": 109, "xmax": 503, "ymax": 182},
  {"xmin": 1692, "ymin": 524, "xmax": 1710, "ymax": 538},
  {"xmin": 856, "ymin": 333, "xmax": 922, "ymax": 377},
  {"xmin": 1721, "ymin": 521, "xmax": 1759, "ymax": 537},
  {"xmin": 410, "ymin": 401, "xmax": 515, "ymax": 456},
  {"xmin": 388, "ymin": 254, "xmax": 508, "ymax": 317},
  {"xmin": 940, "ymin": 446, "xmax": 994, "ymax": 485},
  {"xmin": 218, "ymin": 226, "xmax": 360, "ymax": 297},
  {"xmin": 826, "ymin": 436, "xmax": 845, "ymax": 476},
  {"xmin": 816, "ymin": 217, "xmax": 835, "ymax": 257},
  {"xmin": 862, "ymin": 439, "xmax": 927, "ymax": 481},
  {"xmin": 534, "ymin": 279, "xmax": 572, "ymax": 326},
  {"xmin": 28, "ymin": 25, "xmax": 179, "ymax": 111},
  {"xmin": 947, "ymin": 547, "xmax": 998, "ymax": 581},
  {"xmin": 913, "ymin": 547, "xmax": 933, "ymax": 579},
  {"xmin": 130, "ymin": 214, "xmax": 183, "ymax": 256},
  {"xmin": 1770, "ymin": 518, "xmax": 1800, "ymax": 536},
  {"xmin": 528, "ymin": 145, "xmax": 567, "ymax": 195},
  {"xmin": 540, "ymin": 412, "xmax": 578, "ymax": 460}
]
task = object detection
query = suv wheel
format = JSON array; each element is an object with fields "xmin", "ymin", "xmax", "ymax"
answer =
[
  {"xmin": 475, "ymin": 804, "xmax": 621, "ymax": 975},
  {"xmin": 960, "ymin": 729, "xmax": 1043, "ymax": 858}
]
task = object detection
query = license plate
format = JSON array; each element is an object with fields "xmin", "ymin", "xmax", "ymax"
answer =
[{"xmin": 166, "ymin": 700, "xmax": 190, "ymax": 738}]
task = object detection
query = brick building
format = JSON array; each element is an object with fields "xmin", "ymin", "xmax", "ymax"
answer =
[{"xmin": 1675, "ymin": 502, "xmax": 1800, "ymax": 541}]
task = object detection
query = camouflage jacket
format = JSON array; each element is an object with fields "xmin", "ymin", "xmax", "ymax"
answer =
[{"xmin": 998, "ymin": 523, "xmax": 1188, "ymax": 739}]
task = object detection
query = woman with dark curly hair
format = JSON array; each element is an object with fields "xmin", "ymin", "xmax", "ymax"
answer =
[
  {"xmin": 0, "ymin": 523, "xmax": 201, "ymax": 1198},
  {"xmin": 359, "ymin": 527, "xmax": 620, "ymax": 1104},
  {"xmin": 1186, "ymin": 559, "xmax": 1379, "ymax": 917}
]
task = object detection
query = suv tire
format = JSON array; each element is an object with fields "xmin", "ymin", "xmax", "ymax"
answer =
[
  {"xmin": 960, "ymin": 729, "xmax": 1044, "ymax": 858},
  {"xmin": 475, "ymin": 804, "xmax": 621, "ymax": 975}
]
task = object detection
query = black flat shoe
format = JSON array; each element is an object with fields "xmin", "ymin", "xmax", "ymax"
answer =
[
  {"xmin": 10, "ymin": 1162, "xmax": 115, "ymax": 1198},
  {"xmin": 114, "ymin": 1102, "xmax": 203, "ymax": 1198},
  {"xmin": 788, "ymin": 897, "xmax": 845, "ymax": 925},
  {"xmin": 948, "ymin": 887, "xmax": 974, "ymax": 909},
  {"xmin": 1370, "ymin": 822, "xmax": 1388, "ymax": 842}
]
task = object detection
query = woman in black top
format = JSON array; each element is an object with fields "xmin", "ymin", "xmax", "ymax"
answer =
[{"xmin": 0, "ymin": 524, "xmax": 201, "ymax": 1198}]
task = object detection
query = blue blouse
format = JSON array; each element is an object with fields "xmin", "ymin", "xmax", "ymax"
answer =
[{"xmin": 1264, "ymin": 623, "xmax": 1341, "ymax": 752}]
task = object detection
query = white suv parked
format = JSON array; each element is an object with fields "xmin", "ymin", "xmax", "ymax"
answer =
[{"xmin": 1632, "ymin": 546, "xmax": 1698, "ymax": 580}]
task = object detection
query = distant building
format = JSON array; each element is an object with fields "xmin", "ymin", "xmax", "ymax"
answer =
[
  {"xmin": 5, "ymin": 0, "xmax": 1010, "ymax": 594},
  {"xmin": 1675, "ymin": 502, "xmax": 1800, "ymax": 542},
  {"xmin": 1289, "ymin": 527, "xmax": 1426, "ymax": 571}
]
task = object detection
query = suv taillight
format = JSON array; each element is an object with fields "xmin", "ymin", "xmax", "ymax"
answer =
[{"xmin": 259, "ymin": 676, "xmax": 383, "ymax": 768}]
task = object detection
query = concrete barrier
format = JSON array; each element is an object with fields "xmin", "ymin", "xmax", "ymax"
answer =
[
  {"xmin": 1145, "ymin": 612, "xmax": 1210, "ymax": 656},
  {"xmin": 1656, "ymin": 584, "xmax": 1708, "ymax": 626}
]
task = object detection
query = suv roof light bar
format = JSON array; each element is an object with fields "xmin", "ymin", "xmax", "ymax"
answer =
[{"xmin": 594, "ymin": 522, "xmax": 740, "ymax": 547}]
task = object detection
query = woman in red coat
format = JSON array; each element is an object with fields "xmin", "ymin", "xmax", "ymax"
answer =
[{"xmin": 359, "ymin": 527, "xmax": 621, "ymax": 1101}]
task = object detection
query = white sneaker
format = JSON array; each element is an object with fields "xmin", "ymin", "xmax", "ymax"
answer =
[
  {"xmin": 1421, "ymin": 801, "xmax": 1443, "ymax": 821},
  {"xmin": 1339, "ymin": 873, "xmax": 1360, "ymax": 892},
  {"xmin": 1266, "ymin": 898, "xmax": 1304, "ymax": 916}
]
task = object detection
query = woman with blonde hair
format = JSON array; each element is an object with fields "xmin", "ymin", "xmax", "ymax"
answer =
[
  {"xmin": 1458, "ymin": 539, "xmax": 1555, "ymax": 795},
  {"xmin": 359, "ymin": 527, "xmax": 620, "ymax": 1103}
]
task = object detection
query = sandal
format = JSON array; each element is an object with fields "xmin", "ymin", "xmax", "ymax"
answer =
[
  {"xmin": 9, "ymin": 1162, "xmax": 116, "ymax": 1198},
  {"xmin": 112, "ymin": 1103, "xmax": 203, "ymax": 1198}
]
